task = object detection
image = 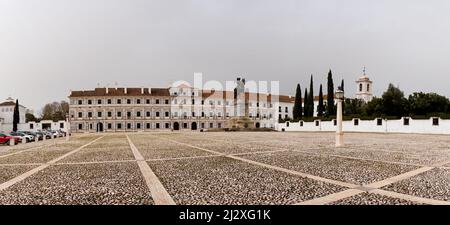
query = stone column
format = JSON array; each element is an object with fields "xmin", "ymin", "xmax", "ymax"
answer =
[{"xmin": 335, "ymin": 89, "xmax": 344, "ymax": 147}]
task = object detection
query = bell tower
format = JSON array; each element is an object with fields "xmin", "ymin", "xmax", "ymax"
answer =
[{"xmin": 355, "ymin": 67, "xmax": 373, "ymax": 103}]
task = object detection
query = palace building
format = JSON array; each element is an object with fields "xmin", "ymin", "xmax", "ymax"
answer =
[{"xmin": 69, "ymin": 74, "xmax": 371, "ymax": 133}]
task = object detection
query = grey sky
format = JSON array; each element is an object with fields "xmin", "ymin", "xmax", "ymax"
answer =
[{"xmin": 1, "ymin": 0, "xmax": 450, "ymax": 112}]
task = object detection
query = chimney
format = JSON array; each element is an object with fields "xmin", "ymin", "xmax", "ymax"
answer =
[
  {"xmin": 149, "ymin": 88, "xmax": 152, "ymax": 94},
  {"xmin": 141, "ymin": 87, "xmax": 144, "ymax": 94},
  {"xmin": 125, "ymin": 88, "xmax": 128, "ymax": 94},
  {"xmin": 106, "ymin": 87, "xmax": 109, "ymax": 94}
]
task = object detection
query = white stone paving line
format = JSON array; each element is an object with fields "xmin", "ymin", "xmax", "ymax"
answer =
[
  {"xmin": 157, "ymin": 136, "xmax": 358, "ymax": 189},
  {"xmin": 370, "ymin": 189, "xmax": 450, "ymax": 205},
  {"xmin": 160, "ymin": 135, "xmax": 450, "ymax": 205},
  {"xmin": 126, "ymin": 135, "xmax": 175, "ymax": 205},
  {"xmin": 0, "ymin": 136, "xmax": 104, "ymax": 191},
  {"xmin": 296, "ymin": 189, "xmax": 365, "ymax": 205}
]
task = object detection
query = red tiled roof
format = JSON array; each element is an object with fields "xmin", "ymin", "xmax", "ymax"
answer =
[{"xmin": 69, "ymin": 88, "xmax": 327, "ymax": 103}]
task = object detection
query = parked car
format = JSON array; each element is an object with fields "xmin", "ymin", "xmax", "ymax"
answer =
[
  {"xmin": 22, "ymin": 131, "xmax": 42, "ymax": 141},
  {"xmin": 35, "ymin": 131, "xmax": 49, "ymax": 140},
  {"xmin": 0, "ymin": 133, "xmax": 20, "ymax": 145},
  {"xmin": 10, "ymin": 131, "xmax": 34, "ymax": 143}
]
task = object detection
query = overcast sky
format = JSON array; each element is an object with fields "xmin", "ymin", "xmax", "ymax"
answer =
[{"xmin": 1, "ymin": 0, "xmax": 450, "ymax": 112}]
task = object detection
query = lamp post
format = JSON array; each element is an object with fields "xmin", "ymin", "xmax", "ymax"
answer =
[
  {"xmin": 335, "ymin": 88, "xmax": 344, "ymax": 147},
  {"xmin": 65, "ymin": 113, "xmax": 70, "ymax": 141}
]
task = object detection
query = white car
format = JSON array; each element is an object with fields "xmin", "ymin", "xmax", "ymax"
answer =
[{"xmin": 10, "ymin": 132, "xmax": 34, "ymax": 143}]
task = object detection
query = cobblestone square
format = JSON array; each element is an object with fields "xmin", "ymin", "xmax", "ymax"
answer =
[{"xmin": 0, "ymin": 132, "xmax": 449, "ymax": 205}]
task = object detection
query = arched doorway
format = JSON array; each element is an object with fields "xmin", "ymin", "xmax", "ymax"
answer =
[
  {"xmin": 191, "ymin": 122, "xmax": 198, "ymax": 131},
  {"xmin": 173, "ymin": 122, "xmax": 180, "ymax": 131},
  {"xmin": 255, "ymin": 122, "xmax": 260, "ymax": 129},
  {"xmin": 97, "ymin": 122, "xmax": 104, "ymax": 132}
]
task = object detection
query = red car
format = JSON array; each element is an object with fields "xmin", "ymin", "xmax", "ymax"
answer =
[{"xmin": 0, "ymin": 133, "xmax": 20, "ymax": 145}]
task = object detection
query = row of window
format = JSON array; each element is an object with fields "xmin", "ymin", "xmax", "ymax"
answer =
[
  {"xmin": 285, "ymin": 118, "xmax": 441, "ymax": 127},
  {"xmin": 0, "ymin": 107, "xmax": 14, "ymax": 112},
  {"xmin": 74, "ymin": 111, "xmax": 274, "ymax": 119},
  {"xmin": 77, "ymin": 122, "xmax": 222, "ymax": 130},
  {"xmin": 74, "ymin": 98, "xmax": 274, "ymax": 108}
]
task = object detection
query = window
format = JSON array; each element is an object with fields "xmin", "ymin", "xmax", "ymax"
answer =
[
  {"xmin": 209, "ymin": 123, "xmax": 214, "ymax": 128},
  {"xmin": 359, "ymin": 83, "xmax": 363, "ymax": 92},
  {"xmin": 117, "ymin": 99, "xmax": 122, "ymax": 104},
  {"xmin": 432, "ymin": 118, "xmax": 439, "ymax": 126},
  {"xmin": 146, "ymin": 99, "xmax": 151, "ymax": 104},
  {"xmin": 156, "ymin": 99, "xmax": 160, "ymax": 104},
  {"xmin": 98, "ymin": 112, "xmax": 102, "ymax": 118},
  {"xmin": 88, "ymin": 100, "xmax": 92, "ymax": 105},
  {"xmin": 78, "ymin": 100, "xmax": 83, "ymax": 105},
  {"xmin": 127, "ymin": 123, "xmax": 132, "ymax": 129},
  {"xmin": 333, "ymin": 119, "xmax": 337, "ymax": 126},
  {"xmin": 146, "ymin": 123, "xmax": 151, "ymax": 129},
  {"xmin": 300, "ymin": 121, "xmax": 304, "ymax": 127},
  {"xmin": 137, "ymin": 99, "xmax": 141, "ymax": 104},
  {"xmin": 156, "ymin": 123, "xmax": 160, "ymax": 129},
  {"xmin": 156, "ymin": 112, "xmax": 160, "ymax": 117},
  {"xmin": 127, "ymin": 99, "xmax": 131, "ymax": 104},
  {"xmin": 78, "ymin": 124, "xmax": 83, "ymax": 130},
  {"xmin": 136, "ymin": 111, "xmax": 141, "ymax": 117},
  {"xmin": 218, "ymin": 123, "xmax": 222, "ymax": 128},
  {"xmin": 30, "ymin": 124, "xmax": 34, "ymax": 129},
  {"xmin": 367, "ymin": 84, "xmax": 370, "ymax": 92},
  {"xmin": 78, "ymin": 112, "xmax": 83, "ymax": 118},
  {"xmin": 286, "ymin": 122, "xmax": 290, "ymax": 127},
  {"xmin": 117, "ymin": 123, "xmax": 122, "ymax": 129},
  {"xmin": 201, "ymin": 112, "xmax": 205, "ymax": 117},
  {"xmin": 285, "ymin": 107, "xmax": 288, "ymax": 113},
  {"xmin": 201, "ymin": 100, "xmax": 205, "ymax": 105},
  {"xmin": 108, "ymin": 112, "xmax": 112, "ymax": 117},
  {"xmin": 146, "ymin": 111, "xmax": 151, "ymax": 117},
  {"xmin": 192, "ymin": 99, "xmax": 195, "ymax": 105},
  {"xmin": 108, "ymin": 123, "xmax": 112, "ymax": 129},
  {"xmin": 127, "ymin": 112, "xmax": 131, "ymax": 118},
  {"xmin": 117, "ymin": 111, "xmax": 122, "ymax": 117},
  {"xmin": 279, "ymin": 107, "xmax": 282, "ymax": 113},
  {"xmin": 97, "ymin": 99, "xmax": 102, "ymax": 105},
  {"xmin": 165, "ymin": 123, "xmax": 170, "ymax": 129},
  {"xmin": 201, "ymin": 123, "xmax": 205, "ymax": 129},
  {"xmin": 192, "ymin": 112, "xmax": 196, "ymax": 117},
  {"xmin": 88, "ymin": 112, "xmax": 93, "ymax": 118},
  {"xmin": 183, "ymin": 123, "xmax": 188, "ymax": 129},
  {"xmin": 315, "ymin": 121, "xmax": 320, "ymax": 126},
  {"xmin": 403, "ymin": 118, "xmax": 410, "ymax": 126},
  {"xmin": 165, "ymin": 112, "xmax": 169, "ymax": 117},
  {"xmin": 136, "ymin": 123, "xmax": 141, "ymax": 129},
  {"xmin": 377, "ymin": 118, "xmax": 383, "ymax": 126},
  {"xmin": 107, "ymin": 99, "xmax": 112, "ymax": 104},
  {"xmin": 165, "ymin": 99, "xmax": 169, "ymax": 104},
  {"xmin": 354, "ymin": 119, "xmax": 359, "ymax": 126}
]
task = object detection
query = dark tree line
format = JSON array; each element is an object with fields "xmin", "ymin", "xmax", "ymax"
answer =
[{"xmin": 291, "ymin": 70, "xmax": 338, "ymax": 121}]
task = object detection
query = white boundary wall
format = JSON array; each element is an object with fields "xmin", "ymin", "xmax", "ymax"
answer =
[{"xmin": 276, "ymin": 117, "xmax": 450, "ymax": 135}]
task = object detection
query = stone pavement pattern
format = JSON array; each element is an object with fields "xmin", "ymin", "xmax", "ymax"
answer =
[{"xmin": 0, "ymin": 132, "xmax": 449, "ymax": 205}]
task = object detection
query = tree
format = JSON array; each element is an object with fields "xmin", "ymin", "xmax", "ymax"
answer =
[
  {"xmin": 381, "ymin": 84, "xmax": 409, "ymax": 117},
  {"xmin": 408, "ymin": 92, "xmax": 450, "ymax": 116},
  {"xmin": 341, "ymin": 79, "xmax": 345, "ymax": 114},
  {"xmin": 344, "ymin": 98, "xmax": 366, "ymax": 116},
  {"xmin": 304, "ymin": 88, "xmax": 309, "ymax": 117},
  {"xmin": 308, "ymin": 75, "xmax": 314, "ymax": 117},
  {"xmin": 13, "ymin": 100, "xmax": 19, "ymax": 132},
  {"xmin": 293, "ymin": 84, "xmax": 303, "ymax": 120},
  {"xmin": 365, "ymin": 97, "xmax": 383, "ymax": 116},
  {"xmin": 41, "ymin": 101, "xmax": 69, "ymax": 121},
  {"xmin": 317, "ymin": 84, "xmax": 324, "ymax": 117},
  {"xmin": 26, "ymin": 113, "xmax": 38, "ymax": 123},
  {"xmin": 326, "ymin": 70, "xmax": 335, "ymax": 116}
]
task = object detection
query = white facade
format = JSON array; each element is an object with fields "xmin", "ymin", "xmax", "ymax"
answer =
[
  {"xmin": 0, "ymin": 97, "xmax": 28, "ymax": 132},
  {"xmin": 277, "ymin": 117, "xmax": 450, "ymax": 135},
  {"xmin": 355, "ymin": 70, "xmax": 373, "ymax": 103}
]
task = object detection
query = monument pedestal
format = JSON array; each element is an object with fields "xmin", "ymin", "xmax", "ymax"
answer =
[{"xmin": 228, "ymin": 117, "xmax": 255, "ymax": 130}]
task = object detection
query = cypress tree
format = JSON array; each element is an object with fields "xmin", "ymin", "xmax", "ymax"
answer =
[
  {"xmin": 318, "ymin": 84, "xmax": 324, "ymax": 117},
  {"xmin": 327, "ymin": 70, "xmax": 335, "ymax": 116},
  {"xmin": 341, "ymin": 79, "xmax": 345, "ymax": 115},
  {"xmin": 13, "ymin": 99, "xmax": 19, "ymax": 132},
  {"xmin": 293, "ymin": 84, "xmax": 302, "ymax": 120},
  {"xmin": 304, "ymin": 88, "xmax": 309, "ymax": 117},
  {"xmin": 308, "ymin": 75, "xmax": 314, "ymax": 117}
]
